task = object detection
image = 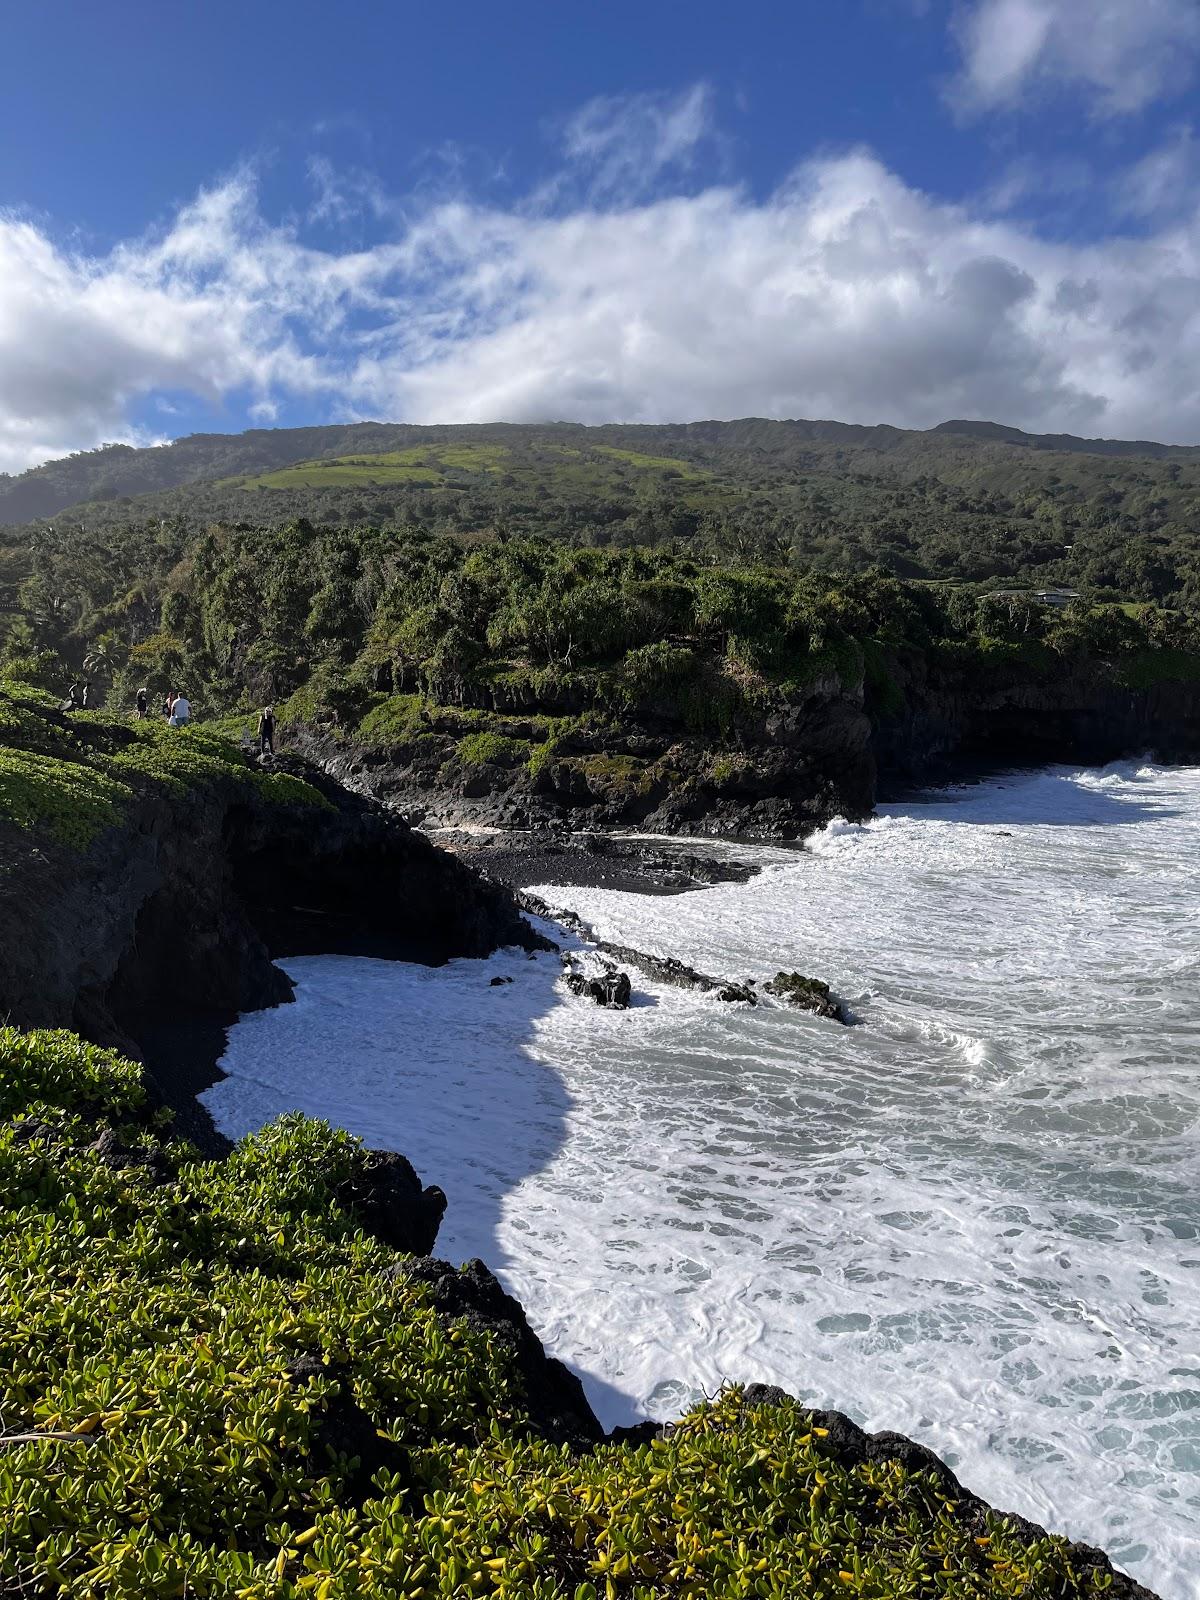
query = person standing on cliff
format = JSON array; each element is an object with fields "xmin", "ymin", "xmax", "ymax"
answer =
[
  {"xmin": 258, "ymin": 706, "xmax": 275, "ymax": 757},
  {"xmin": 169, "ymin": 692, "xmax": 190, "ymax": 727},
  {"xmin": 135, "ymin": 687, "xmax": 149, "ymax": 720}
]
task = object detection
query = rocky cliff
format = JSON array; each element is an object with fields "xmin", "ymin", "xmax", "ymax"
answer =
[
  {"xmin": 294, "ymin": 669, "xmax": 876, "ymax": 838},
  {"xmin": 873, "ymin": 648, "xmax": 1200, "ymax": 787},
  {"xmin": 0, "ymin": 766, "xmax": 533, "ymax": 1047},
  {"xmin": 287, "ymin": 651, "xmax": 1200, "ymax": 841},
  {"xmin": 0, "ymin": 690, "xmax": 538, "ymax": 1157}
]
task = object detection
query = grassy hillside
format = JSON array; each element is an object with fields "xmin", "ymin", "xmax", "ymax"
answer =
[
  {"xmin": 4, "ymin": 414, "xmax": 1198, "ymax": 527},
  {"xmin": 229, "ymin": 441, "xmax": 708, "ymax": 495},
  {"xmin": 0, "ymin": 1024, "xmax": 1143, "ymax": 1597},
  {"xmin": 0, "ymin": 678, "xmax": 329, "ymax": 848}
]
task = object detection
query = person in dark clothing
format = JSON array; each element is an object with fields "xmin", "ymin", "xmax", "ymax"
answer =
[
  {"xmin": 135, "ymin": 687, "xmax": 149, "ymax": 720},
  {"xmin": 258, "ymin": 706, "xmax": 276, "ymax": 756}
]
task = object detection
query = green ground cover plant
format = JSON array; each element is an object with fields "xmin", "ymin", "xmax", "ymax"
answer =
[
  {"xmin": 0, "ymin": 682, "xmax": 331, "ymax": 847},
  {"xmin": 455, "ymin": 732, "xmax": 533, "ymax": 768},
  {"xmin": 0, "ymin": 1024, "xmax": 1127, "ymax": 1597}
]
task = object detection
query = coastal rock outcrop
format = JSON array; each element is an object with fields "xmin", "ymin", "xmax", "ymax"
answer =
[
  {"xmin": 395, "ymin": 1256, "xmax": 604, "ymax": 1451},
  {"xmin": 871, "ymin": 649, "xmax": 1200, "ymax": 789},
  {"xmin": 334, "ymin": 1148, "xmax": 447, "ymax": 1258},
  {"xmin": 292, "ymin": 649, "xmax": 1200, "ymax": 844},
  {"xmin": 0, "ymin": 744, "xmax": 540, "ymax": 1132},
  {"xmin": 519, "ymin": 893, "xmax": 760, "ymax": 1000},
  {"xmin": 291, "ymin": 672, "xmax": 876, "ymax": 839},
  {"xmin": 564, "ymin": 966, "xmax": 632, "ymax": 1008},
  {"xmin": 763, "ymin": 970, "xmax": 848, "ymax": 1022}
]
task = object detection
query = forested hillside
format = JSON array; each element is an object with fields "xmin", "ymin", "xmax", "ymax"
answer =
[
  {"xmin": 3, "ymin": 417, "xmax": 1200, "ymax": 607},
  {"xmin": 4, "ymin": 413, "xmax": 1200, "ymax": 828}
]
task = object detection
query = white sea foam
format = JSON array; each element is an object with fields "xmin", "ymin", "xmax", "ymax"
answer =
[{"xmin": 205, "ymin": 762, "xmax": 1200, "ymax": 1597}]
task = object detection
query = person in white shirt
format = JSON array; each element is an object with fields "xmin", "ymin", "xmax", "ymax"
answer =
[{"xmin": 169, "ymin": 693, "xmax": 191, "ymax": 726}]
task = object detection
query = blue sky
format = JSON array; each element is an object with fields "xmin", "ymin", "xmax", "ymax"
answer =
[{"xmin": 1, "ymin": 0, "xmax": 1198, "ymax": 470}]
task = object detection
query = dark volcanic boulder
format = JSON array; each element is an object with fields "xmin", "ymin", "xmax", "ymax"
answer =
[
  {"xmin": 764, "ymin": 971, "xmax": 847, "ymax": 1022},
  {"xmin": 605, "ymin": 970, "xmax": 632, "ymax": 1009},
  {"xmin": 564, "ymin": 967, "xmax": 632, "ymax": 1009},
  {"xmin": 335, "ymin": 1148, "xmax": 447, "ymax": 1257}
]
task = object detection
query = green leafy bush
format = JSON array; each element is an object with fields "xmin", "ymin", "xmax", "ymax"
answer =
[
  {"xmin": 0, "ymin": 1026, "xmax": 1127, "ymax": 1598},
  {"xmin": 253, "ymin": 770, "xmax": 336, "ymax": 811},
  {"xmin": 0, "ymin": 684, "xmax": 331, "ymax": 848},
  {"xmin": 356, "ymin": 693, "xmax": 427, "ymax": 748},
  {"xmin": 0, "ymin": 1027, "xmax": 143, "ymax": 1119},
  {"xmin": 0, "ymin": 746, "xmax": 131, "ymax": 845}
]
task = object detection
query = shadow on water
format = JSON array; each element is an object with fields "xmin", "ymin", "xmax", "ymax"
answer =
[
  {"xmin": 204, "ymin": 939, "xmax": 642, "ymax": 1422},
  {"xmin": 880, "ymin": 763, "xmax": 1181, "ymax": 829}
]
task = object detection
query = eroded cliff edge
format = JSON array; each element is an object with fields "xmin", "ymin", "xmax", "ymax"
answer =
[
  {"xmin": 0, "ymin": 686, "xmax": 536, "ymax": 1147},
  {"xmin": 288, "ymin": 648, "xmax": 1200, "ymax": 839}
]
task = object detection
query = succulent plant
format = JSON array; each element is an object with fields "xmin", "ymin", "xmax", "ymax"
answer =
[{"xmin": 0, "ymin": 1024, "xmax": 1124, "ymax": 1598}]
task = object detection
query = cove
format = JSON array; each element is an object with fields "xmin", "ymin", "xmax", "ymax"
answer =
[{"xmin": 207, "ymin": 762, "xmax": 1200, "ymax": 1597}]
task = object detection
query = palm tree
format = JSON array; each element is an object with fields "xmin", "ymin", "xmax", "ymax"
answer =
[{"xmin": 83, "ymin": 635, "xmax": 126, "ymax": 684}]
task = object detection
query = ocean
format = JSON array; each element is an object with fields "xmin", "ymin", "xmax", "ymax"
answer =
[{"xmin": 204, "ymin": 762, "xmax": 1200, "ymax": 1597}]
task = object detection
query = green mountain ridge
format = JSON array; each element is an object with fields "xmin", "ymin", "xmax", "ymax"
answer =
[
  {"xmin": 5, "ymin": 416, "xmax": 1200, "ymax": 610},
  {"xmin": 4, "ymin": 415, "xmax": 1199, "ymax": 529}
]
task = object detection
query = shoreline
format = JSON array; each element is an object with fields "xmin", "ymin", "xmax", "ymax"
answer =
[
  {"xmin": 5, "ymin": 747, "xmax": 1168, "ymax": 1597},
  {"xmin": 199, "ymin": 786, "xmax": 1171, "ymax": 1597},
  {"xmin": 430, "ymin": 825, "xmax": 776, "ymax": 896}
]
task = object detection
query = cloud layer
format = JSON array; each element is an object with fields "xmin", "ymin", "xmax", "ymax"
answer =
[
  {"xmin": 952, "ymin": 0, "xmax": 1200, "ymax": 114},
  {"xmin": 2, "ymin": 90, "xmax": 1200, "ymax": 473}
]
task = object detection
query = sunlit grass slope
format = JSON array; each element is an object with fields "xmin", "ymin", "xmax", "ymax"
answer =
[
  {"xmin": 230, "ymin": 441, "xmax": 713, "ymax": 497},
  {"xmin": 0, "ymin": 679, "xmax": 329, "ymax": 848}
]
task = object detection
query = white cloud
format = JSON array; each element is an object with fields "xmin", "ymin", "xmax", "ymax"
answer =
[
  {"xmin": 952, "ymin": 0, "xmax": 1200, "ymax": 115},
  {"xmin": 2, "ymin": 114, "xmax": 1200, "ymax": 475},
  {"xmin": 306, "ymin": 155, "xmax": 389, "ymax": 225},
  {"xmin": 559, "ymin": 84, "xmax": 719, "ymax": 198},
  {"xmin": 353, "ymin": 152, "xmax": 1200, "ymax": 443},
  {"xmin": 1114, "ymin": 125, "xmax": 1200, "ymax": 219}
]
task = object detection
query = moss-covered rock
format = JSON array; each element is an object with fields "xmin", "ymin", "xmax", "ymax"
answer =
[{"xmin": 764, "ymin": 971, "xmax": 847, "ymax": 1022}]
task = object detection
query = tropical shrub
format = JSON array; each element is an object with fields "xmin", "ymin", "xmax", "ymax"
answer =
[{"xmin": 0, "ymin": 1025, "xmax": 1130, "ymax": 1598}]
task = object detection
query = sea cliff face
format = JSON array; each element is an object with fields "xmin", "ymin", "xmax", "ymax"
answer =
[
  {"xmin": 872, "ymin": 648, "xmax": 1200, "ymax": 786},
  {"xmin": 0, "ymin": 725, "xmax": 534, "ymax": 1061},
  {"xmin": 286, "ymin": 653, "xmax": 1200, "ymax": 840}
]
